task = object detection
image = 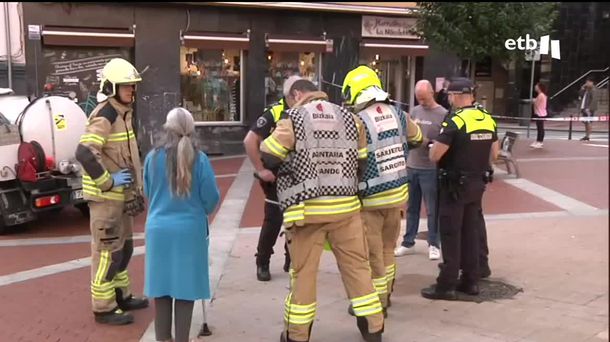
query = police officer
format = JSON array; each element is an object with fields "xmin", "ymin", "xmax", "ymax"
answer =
[
  {"xmin": 243, "ymin": 75, "xmax": 301, "ymax": 281},
  {"xmin": 261, "ymin": 79, "xmax": 384, "ymax": 342},
  {"xmin": 421, "ymin": 78, "xmax": 499, "ymax": 300},
  {"xmin": 75, "ymin": 58, "xmax": 149, "ymax": 325}
]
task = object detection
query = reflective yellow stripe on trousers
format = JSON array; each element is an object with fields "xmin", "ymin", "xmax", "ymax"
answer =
[
  {"xmin": 361, "ymin": 184, "xmax": 409, "ymax": 208},
  {"xmin": 350, "ymin": 292, "xmax": 383, "ymax": 317},
  {"xmin": 284, "ymin": 292, "xmax": 317, "ymax": 325},
  {"xmin": 91, "ymin": 250, "xmax": 115, "ymax": 300}
]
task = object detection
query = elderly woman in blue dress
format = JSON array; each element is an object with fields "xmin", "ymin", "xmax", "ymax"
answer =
[{"xmin": 143, "ymin": 107, "xmax": 220, "ymax": 342}]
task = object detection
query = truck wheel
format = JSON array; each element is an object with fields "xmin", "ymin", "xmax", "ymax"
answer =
[{"xmin": 75, "ymin": 203, "xmax": 90, "ymax": 218}]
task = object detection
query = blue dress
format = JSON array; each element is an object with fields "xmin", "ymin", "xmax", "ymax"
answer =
[{"xmin": 143, "ymin": 149, "xmax": 220, "ymax": 301}]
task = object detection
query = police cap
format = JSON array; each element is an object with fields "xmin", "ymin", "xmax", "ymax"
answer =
[{"xmin": 447, "ymin": 77, "xmax": 475, "ymax": 94}]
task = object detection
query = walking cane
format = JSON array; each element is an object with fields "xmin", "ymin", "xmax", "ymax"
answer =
[
  {"xmin": 198, "ymin": 217, "xmax": 212, "ymax": 337},
  {"xmin": 197, "ymin": 300, "xmax": 212, "ymax": 336}
]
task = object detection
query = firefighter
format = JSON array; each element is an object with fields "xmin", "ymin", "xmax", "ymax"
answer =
[
  {"xmin": 243, "ymin": 75, "xmax": 301, "ymax": 281},
  {"xmin": 261, "ymin": 79, "xmax": 384, "ymax": 342},
  {"xmin": 341, "ymin": 65, "xmax": 423, "ymax": 314},
  {"xmin": 421, "ymin": 77, "xmax": 499, "ymax": 300},
  {"xmin": 75, "ymin": 58, "xmax": 149, "ymax": 325}
]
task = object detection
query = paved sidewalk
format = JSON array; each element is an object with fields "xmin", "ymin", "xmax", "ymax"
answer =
[
  {"xmin": 0, "ymin": 140, "xmax": 607, "ymax": 342},
  {"xmin": 180, "ymin": 214, "xmax": 608, "ymax": 342}
]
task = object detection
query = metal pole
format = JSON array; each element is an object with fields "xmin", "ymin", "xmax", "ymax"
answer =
[
  {"xmin": 526, "ymin": 57, "xmax": 535, "ymax": 139},
  {"xmin": 4, "ymin": 2, "xmax": 12, "ymax": 90},
  {"xmin": 568, "ymin": 115, "xmax": 573, "ymax": 140},
  {"xmin": 408, "ymin": 56, "xmax": 415, "ymax": 112}
]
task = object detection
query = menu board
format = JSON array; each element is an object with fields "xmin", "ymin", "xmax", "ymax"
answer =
[{"xmin": 41, "ymin": 47, "xmax": 131, "ymax": 116}]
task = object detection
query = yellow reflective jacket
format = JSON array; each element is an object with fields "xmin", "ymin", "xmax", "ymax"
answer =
[{"xmin": 75, "ymin": 98, "xmax": 142, "ymax": 202}]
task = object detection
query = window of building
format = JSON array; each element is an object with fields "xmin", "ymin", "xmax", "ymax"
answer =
[
  {"xmin": 265, "ymin": 51, "xmax": 320, "ymax": 106},
  {"xmin": 39, "ymin": 26, "xmax": 135, "ymax": 116},
  {"xmin": 180, "ymin": 47, "xmax": 243, "ymax": 123}
]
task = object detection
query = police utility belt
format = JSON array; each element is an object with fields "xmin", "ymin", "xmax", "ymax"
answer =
[{"xmin": 438, "ymin": 168, "xmax": 494, "ymax": 200}]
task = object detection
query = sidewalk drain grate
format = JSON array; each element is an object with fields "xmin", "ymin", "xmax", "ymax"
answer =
[{"xmin": 456, "ymin": 279, "xmax": 523, "ymax": 303}]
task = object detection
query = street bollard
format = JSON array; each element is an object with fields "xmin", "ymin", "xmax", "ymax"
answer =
[{"xmin": 568, "ymin": 115, "xmax": 573, "ymax": 140}]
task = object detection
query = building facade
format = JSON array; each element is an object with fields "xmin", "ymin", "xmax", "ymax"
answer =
[{"xmin": 22, "ymin": 2, "xmax": 429, "ymax": 156}]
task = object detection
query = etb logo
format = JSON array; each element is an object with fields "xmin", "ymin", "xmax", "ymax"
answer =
[{"xmin": 505, "ymin": 34, "xmax": 560, "ymax": 60}]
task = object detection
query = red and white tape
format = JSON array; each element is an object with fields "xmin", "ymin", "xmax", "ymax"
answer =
[{"xmin": 491, "ymin": 115, "xmax": 609, "ymax": 122}]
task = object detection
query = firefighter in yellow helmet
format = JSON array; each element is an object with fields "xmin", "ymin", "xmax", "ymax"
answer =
[
  {"xmin": 260, "ymin": 79, "xmax": 384, "ymax": 342},
  {"xmin": 75, "ymin": 58, "xmax": 148, "ymax": 325},
  {"xmin": 342, "ymin": 65, "xmax": 423, "ymax": 315}
]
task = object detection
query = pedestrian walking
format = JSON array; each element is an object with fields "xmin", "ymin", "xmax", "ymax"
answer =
[
  {"xmin": 530, "ymin": 82, "xmax": 548, "ymax": 149},
  {"xmin": 578, "ymin": 77, "xmax": 599, "ymax": 141},
  {"xmin": 143, "ymin": 107, "xmax": 220, "ymax": 342}
]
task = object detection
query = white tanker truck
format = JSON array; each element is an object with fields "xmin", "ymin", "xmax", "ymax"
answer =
[{"xmin": 0, "ymin": 89, "xmax": 87, "ymax": 233}]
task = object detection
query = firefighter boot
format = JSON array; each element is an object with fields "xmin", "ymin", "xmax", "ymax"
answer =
[
  {"xmin": 280, "ymin": 331, "xmax": 305, "ymax": 342},
  {"xmin": 94, "ymin": 307, "xmax": 134, "ymax": 325},
  {"xmin": 116, "ymin": 288, "xmax": 149, "ymax": 311},
  {"xmin": 356, "ymin": 316, "xmax": 383, "ymax": 342}
]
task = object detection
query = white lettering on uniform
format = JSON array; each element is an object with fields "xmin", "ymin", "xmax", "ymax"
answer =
[
  {"xmin": 365, "ymin": 108, "xmax": 398, "ymax": 133},
  {"xmin": 470, "ymin": 133, "xmax": 493, "ymax": 141},
  {"xmin": 318, "ymin": 166, "xmax": 342, "ymax": 175},
  {"xmin": 374, "ymin": 143, "xmax": 404, "ymax": 162},
  {"xmin": 377, "ymin": 158, "xmax": 406, "ymax": 175},
  {"xmin": 311, "ymin": 151, "xmax": 344, "ymax": 159},
  {"xmin": 312, "ymin": 113, "xmax": 335, "ymax": 120}
]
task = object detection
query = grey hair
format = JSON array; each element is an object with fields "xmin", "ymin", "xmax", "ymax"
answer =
[{"xmin": 156, "ymin": 107, "xmax": 197, "ymax": 198}]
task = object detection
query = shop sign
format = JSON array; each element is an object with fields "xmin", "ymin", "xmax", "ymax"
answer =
[{"xmin": 362, "ymin": 16, "xmax": 418, "ymax": 39}]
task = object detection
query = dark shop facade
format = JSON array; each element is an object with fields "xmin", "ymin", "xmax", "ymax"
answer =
[{"xmin": 22, "ymin": 2, "xmax": 430, "ymax": 156}]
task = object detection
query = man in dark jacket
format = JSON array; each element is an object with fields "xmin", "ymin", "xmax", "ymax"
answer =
[
  {"xmin": 578, "ymin": 78, "xmax": 599, "ymax": 141},
  {"xmin": 436, "ymin": 79, "xmax": 451, "ymax": 111}
]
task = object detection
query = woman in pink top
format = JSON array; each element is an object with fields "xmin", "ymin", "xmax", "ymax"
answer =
[{"xmin": 531, "ymin": 82, "xmax": 548, "ymax": 148}]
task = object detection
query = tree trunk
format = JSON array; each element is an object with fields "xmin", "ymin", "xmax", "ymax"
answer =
[{"xmin": 469, "ymin": 59, "xmax": 476, "ymax": 80}]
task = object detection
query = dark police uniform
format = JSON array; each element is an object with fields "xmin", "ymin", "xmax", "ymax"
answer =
[
  {"xmin": 249, "ymin": 98, "xmax": 291, "ymax": 276},
  {"xmin": 422, "ymin": 79, "xmax": 497, "ymax": 299}
]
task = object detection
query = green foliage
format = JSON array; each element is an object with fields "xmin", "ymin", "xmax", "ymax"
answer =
[{"xmin": 416, "ymin": 2, "xmax": 559, "ymax": 62}]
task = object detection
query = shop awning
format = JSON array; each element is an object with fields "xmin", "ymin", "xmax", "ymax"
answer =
[
  {"xmin": 42, "ymin": 26, "xmax": 135, "ymax": 47},
  {"xmin": 182, "ymin": 31, "xmax": 250, "ymax": 50},
  {"xmin": 360, "ymin": 39, "xmax": 429, "ymax": 56},
  {"xmin": 266, "ymin": 34, "xmax": 333, "ymax": 53}
]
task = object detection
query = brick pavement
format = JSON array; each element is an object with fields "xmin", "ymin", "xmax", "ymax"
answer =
[{"xmin": 0, "ymin": 142, "xmax": 608, "ymax": 342}]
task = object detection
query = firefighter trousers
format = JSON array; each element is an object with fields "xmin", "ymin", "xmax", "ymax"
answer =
[
  {"xmin": 283, "ymin": 213, "xmax": 384, "ymax": 342},
  {"xmin": 361, "ymin": 207, "xmax": 402, "ymax": 308},
  {"xmin": 89, "ymin": 200, "xmax": 134, "ymax": 313}
]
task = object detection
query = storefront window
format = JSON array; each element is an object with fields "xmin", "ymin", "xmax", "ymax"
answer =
[
  {"xmin": 180, "ymin": 46, "xmax": 242, "ymax": 122},
  {"xmin": 41, "ymin": 46, "xmax": 131, "ymax": 117},
  {"xmin": 359, "ymin": 51, "xmax": 411, "ymax": 106},
  {"xmin": 265, "ymin": 51, "xmax": 319, "ymax": 107}
]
